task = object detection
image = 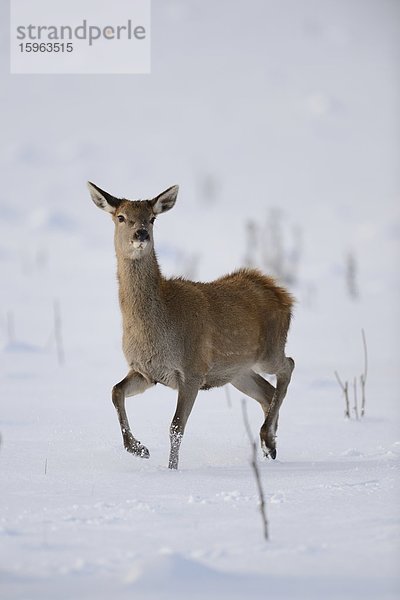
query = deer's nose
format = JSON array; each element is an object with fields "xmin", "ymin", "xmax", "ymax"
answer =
[{"xmin": 135, "ymin": 228, "xmax": 150, "ymax": 242}]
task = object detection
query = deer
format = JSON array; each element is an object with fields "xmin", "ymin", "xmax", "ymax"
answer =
[{"xmin": 87, "ymin": 182, "xmax": 295, "ymax": 469}]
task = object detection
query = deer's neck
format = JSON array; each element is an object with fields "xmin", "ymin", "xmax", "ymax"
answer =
[{"xmin": 116, "ymin": 251, "xmax": 164, "ymax": 324}]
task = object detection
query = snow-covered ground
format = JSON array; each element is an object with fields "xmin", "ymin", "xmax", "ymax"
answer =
[{"xmin": 1, "ymin": 1, "xmax": 399, "ymax": 598}]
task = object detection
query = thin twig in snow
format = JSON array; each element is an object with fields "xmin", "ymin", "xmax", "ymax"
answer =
[
  {"xmin": 353, "ymin": 376, "xmax": 359, "ymax": 420},
  {"xmin": 241, "ymin": 399, "xmax": 269, "ymax": 541},
  {"xmin": 334, "ymin": 370, "xmax": 350, "ymax": 419},
  {"xmin": 53, "ymin": 299, "xmax": 65, "ymax": 366},
  {"xmin": 360, "ymin": 329, "xmax": 368, "ymax": 417}
]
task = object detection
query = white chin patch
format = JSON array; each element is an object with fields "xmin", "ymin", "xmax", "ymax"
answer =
[{"xmin": 132, "ymin": 241, "xmax": 148, "ymax": 249}]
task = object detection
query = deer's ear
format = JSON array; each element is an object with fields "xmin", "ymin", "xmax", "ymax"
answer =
[
  {"xmin": 151, "ymin": 185, "xmax": 179, "ymax": 215},
  {"xmin": 87, "ymin": 181, "xmax": 120, "ymax": 214}
]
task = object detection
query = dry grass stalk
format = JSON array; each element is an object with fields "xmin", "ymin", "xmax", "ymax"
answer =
[
  {"xmin": 353, "ymin": 376, "xmax": 359, "ymax": 420},
  {"xmin": 241, "ymin": 399, "xmax": 269, "ymax": 541},
  {"xmin": 53, "ymin": 299, "xmax": 65, "ymax": 366},
  {"xmin": 334, "ymin": 370, "xmax": 350, "ymax": 419},
  {"xmin": 360, "ymin": 329, "xmax": 368, "ymax": 417}
]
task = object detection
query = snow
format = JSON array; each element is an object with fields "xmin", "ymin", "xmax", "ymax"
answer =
[{"xmin": 1, "ymin": 0, "xmax": 399, "ymax": 598}]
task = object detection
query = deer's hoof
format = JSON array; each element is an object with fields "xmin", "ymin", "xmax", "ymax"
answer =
[
  {"xmin": 261, "ymin": 440, "xmax": 276, "ymax": 460},
  {"xmin": 262, "ymin": 448, "xmax": 277, "ymax": 460},
  {"xmin": 126, "ymin": 442, "xmax": 150, "ymax": 459}
]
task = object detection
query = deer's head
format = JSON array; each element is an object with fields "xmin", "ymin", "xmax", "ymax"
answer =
[{"xmin": 88, "ymin": 182, "xmax": 179, "ymax": 260}]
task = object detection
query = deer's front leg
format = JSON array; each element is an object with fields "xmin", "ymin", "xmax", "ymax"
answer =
[
  {"xmin": 112, "ymin": 370, "xmax": 154, "ymax": 458},
  {"xmin": 169, "ymin": 379, "xmax": 200, "ymax": 470}
]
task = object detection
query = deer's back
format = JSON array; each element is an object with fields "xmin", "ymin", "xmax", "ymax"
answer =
[
  {"xmin": 162, "ymin": 268, "xmax": 293, "ymax": 385},
  {"xmin": 165, "ymin": 268, "xmax": 293, "ymax": 323}
]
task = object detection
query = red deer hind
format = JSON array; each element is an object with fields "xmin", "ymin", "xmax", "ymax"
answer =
[{"xmin": 88, "ymin": 182, "xmax": 295, "ymax": 469}]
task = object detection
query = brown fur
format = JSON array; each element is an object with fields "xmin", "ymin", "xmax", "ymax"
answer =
[{"xmin": 88, "ymin": 182, "xmax": 295, "ymax": 469}]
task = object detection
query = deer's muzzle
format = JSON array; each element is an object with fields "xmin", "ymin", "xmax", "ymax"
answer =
[{"xmin": 135, "ymin": 229, "xmax": 150, "ymax": 242}]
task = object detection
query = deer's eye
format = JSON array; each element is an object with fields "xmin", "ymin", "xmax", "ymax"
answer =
[
  {"xmin": 150, "ymin": 217, "xmax": 156, "ymax": 224},
  {"xmin": 117, "ymin": 215, "xmax": 125, "ymax": 223}
]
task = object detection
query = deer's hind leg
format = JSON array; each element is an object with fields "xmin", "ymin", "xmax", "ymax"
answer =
[
  {"xmin": 260, "ymin": 356, "xmax": 295, "ymax": 459},
  {"xmin": 112, "ymin": 370, "xmax": 154, "ymax": 458},
  {"xmin": 231, "ymin": 359, "xmax": 294, "ymax": 459},
  {"xmin": 231, "ymin": 369, "xmax": 278, "ymax": 457},
  {"xmin": 231, "ymin": 369, "xmax": 276, "ymax": 415}
]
